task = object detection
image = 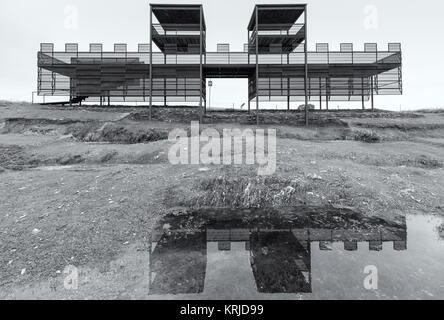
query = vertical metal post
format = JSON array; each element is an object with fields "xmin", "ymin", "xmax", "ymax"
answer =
[
  {"xmin": 199, "ymin": 6, "xmax": 203, "ymax": 124},
  {"xmin": 371, "ymin": 76, "xmax": 374, "ymax": 111},
  {"xmin": 361, "ymin": 77, "xmax": 365, "ymax": 110},
  {"xmin": 209, "ymin": 84, "xmax": 212, "ymax": 110},
  {"xmin": 204, "ymin": 84, "xmax": 207, "ymax": 115},
  {"xmin": 247, "ymin": 31, "xmax": 250, "ymax": 65},
  {"xmin": 304, "ymin": 6, "xmax": 309, "ymax": 126},
  {"xmin": 248, "ymin": 75, "xmax": 251, "ymax": 114},
  {"xmin": 149, "ymin": 5, "xmax": 153, "ymax": 120},
  {"xmin": 164, "ymin": 52, "xmax": 167, "ymax": 107},
  {"xmin": 287, "ymin": 78, "xmax": 290, "ymax": 111},
  {"xmin": 205, "ymin": 21, "xmax": 207, "ymax": 115},
  {"xmin": 326, "ymin": 77, "xmax": 329, "ymax": 110},
  {"xmin": 143, "ymin": 77, "xmax": 146, "ymax": 102},
  {"xmin": 255, "ymin": 6, "xmax": 259, "ymax": 126},
  {"xmin": 319, "ymin": 77, "xmax": 322, "ymax": 110}
]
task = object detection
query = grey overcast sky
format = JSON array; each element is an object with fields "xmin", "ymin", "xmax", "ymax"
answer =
[{"xmin": 0, "ymin": 0, "xmax": 443, "ymax": 110}]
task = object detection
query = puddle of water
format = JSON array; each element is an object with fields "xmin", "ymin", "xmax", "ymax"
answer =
[{"xmin": 148, "ymin": 208, "xmax": 444, "ymax": 300}]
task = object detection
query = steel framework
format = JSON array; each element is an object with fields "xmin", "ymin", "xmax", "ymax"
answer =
[{"xmin": 37, "ymin": 3, "xmax": 403, "ymax": 124}]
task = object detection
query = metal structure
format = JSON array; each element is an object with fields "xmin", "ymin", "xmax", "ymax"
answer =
[{"xmin": 37, "ymin": 3, "xmax": 403, "ymax": 124}]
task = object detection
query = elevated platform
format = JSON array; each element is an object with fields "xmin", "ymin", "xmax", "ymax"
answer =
[
  {"xmin": 37, "ymin": 2, "xmax": 402, "ymax": 121},
  {"xmin": 38, "ymin": 47, "xmax": 402, "ymax": 102}
]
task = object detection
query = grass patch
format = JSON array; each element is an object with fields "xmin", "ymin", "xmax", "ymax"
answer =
[
  {"xmin": 176, "ymin": 175, "xmax": 312, "ymax": 208},
  {"xmin": 0, "ymin": 145, "xmax": 88, "ymax": 169},
  {"xmin": 400, "ymin": 155, "xmax": 443, "ymax": 169},
  {"xmin": 98, "ymin": 124, "xmax": 169, "ymax": 144},
  {"xmin": 0, "ymin": 145, "xmax": 34, "ymax": 170},
  {"xmin": 320, "ymin": 151, "xmax": 443, "ymax": 169},
  {"xmin": 352, "ymin": 121, "xmax": 444, "ymax": 131},
  {"xmin": 2, "ymin": 119, "xmax": 170, "ymax": 145},
  {"xmin": 165, "ymin": 167, "xmax": 403, "ymax": 217},
  {"xmin": 350, "ymin": 128, "xmax": 381, "ymax": 143},
  {"xmin": 67, "ymin": 122, "xmax": 169, "ymax": 144}
]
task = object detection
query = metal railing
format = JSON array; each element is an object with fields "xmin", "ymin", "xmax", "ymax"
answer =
[
  {"xmin": 257, "ymin": 23, "xmax": 305, "ymax": 36},
  {"xmin": 152, "ymin": 24, "xmax": 202, "ymax": 36},
  {"xmin": 38, "ymin": 50, "xmax": 401, "ymax": 66}
]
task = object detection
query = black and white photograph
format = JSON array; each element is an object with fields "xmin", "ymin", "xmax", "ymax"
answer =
[{"xmin": 0, "ymin": 0, "xmax": 444, "ymax": 307}]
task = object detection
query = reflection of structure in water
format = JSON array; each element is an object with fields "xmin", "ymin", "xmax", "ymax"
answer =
[
  {"xmin": 150, "ymin": 232, "xmax": 206, "ymax": 295},
  {"xmin": 149, "ymin": 207, "xmax": 407, "ymax": 295},
  {"xmin": 250, "ymin": 231, "xmax": 311, "ymax": 293}
]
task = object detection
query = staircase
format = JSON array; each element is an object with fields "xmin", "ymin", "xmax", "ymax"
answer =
[
  {"xmin": 40, "ymin": 96, "xmax": 88, "ymax": 106},
  {"xmin": 69, "ymin": 96, "xmax": 88, "ymax": 105}
]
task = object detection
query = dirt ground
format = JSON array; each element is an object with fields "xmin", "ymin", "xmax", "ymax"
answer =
[{"xmin": 0, "ymin": 101, "xmax": 443, "ymax": 299}]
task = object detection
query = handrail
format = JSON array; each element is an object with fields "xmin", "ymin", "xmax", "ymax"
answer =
[
  {"xmin": 39, "ymin": 51, "xmax": 401, "ymax": 66},
  {"xmin": 152, "ymin": 24, "xmax": 201, "ymax": 36}
]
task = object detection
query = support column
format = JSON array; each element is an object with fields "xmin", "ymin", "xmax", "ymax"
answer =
[
  {"xmin": 304, "ymin": 6, "xmax": 309, "ymax": 126},
  {"xmin": 326, "ymin": 77, "xmax": 329, "ymax": 110},
  {"xmin": 287, "ymin": 77, "xmax": 290, "ymax": 111},
  {"xmin": 209, "ymin": 81, "xmax": 212, "ymax": 111},
  {"xmin": 248, "ymin": 77, "xmax": 251, "ymax": 114},
  {"xmin": 69, "ymin": 77, "xmax": 72, "ymax": 107},
  {"xmin": 204, "ymin": 22, "xmax": 208, "ymax": 115},
  {"xmin": 204, "ymin": 77, "xmax": 207, "ymax": 115},
  {"xmin": 371, "ymin": 76, "xmax": 374, "ymax": 111},
  {"xmin": 149, "ymin": 5, "xmax": 153, "ymax": 120},
  {"xmin": 255, "ymin": 6, "xmax": 260, "ymax": 126},
  {"xmin": 319, "ymin": 77, "xmax": 322, "ymax": 110},
  {"xmin": 164, "ymin": 53, "xmax": 167, "ymax": 107},
  {"xmin": 247, "ymin": 31, "xmax": 250, "ymax": 65},
  {"xmin": 361, "ymin": 77, "xmax": 365, "ymax": 110},
  {"xmin": 199, "ymin": 6, "xmax": 203, "ymax": 124}
]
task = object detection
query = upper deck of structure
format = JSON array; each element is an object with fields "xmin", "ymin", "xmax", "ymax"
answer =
[{"xmin": 38, "ymin": 42, "xmax": 401, "ymax": 78}]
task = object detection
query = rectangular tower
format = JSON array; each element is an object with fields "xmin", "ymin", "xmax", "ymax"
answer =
[
  {"xmin": 149, "ymin": 4, "xmax": 206, "ymax": 121},
  {"xmin": 248, "ymin": 4, "xmax": 308, "ymax": 124}
]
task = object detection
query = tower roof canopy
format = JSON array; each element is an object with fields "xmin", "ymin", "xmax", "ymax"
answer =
[
  {"xmin": 152, "ymin": 4, "xmax": 206, "ymax": 29},
  {"xmin": 248, "ymin": 4, "xmax": 306, "ymax": 31}
]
